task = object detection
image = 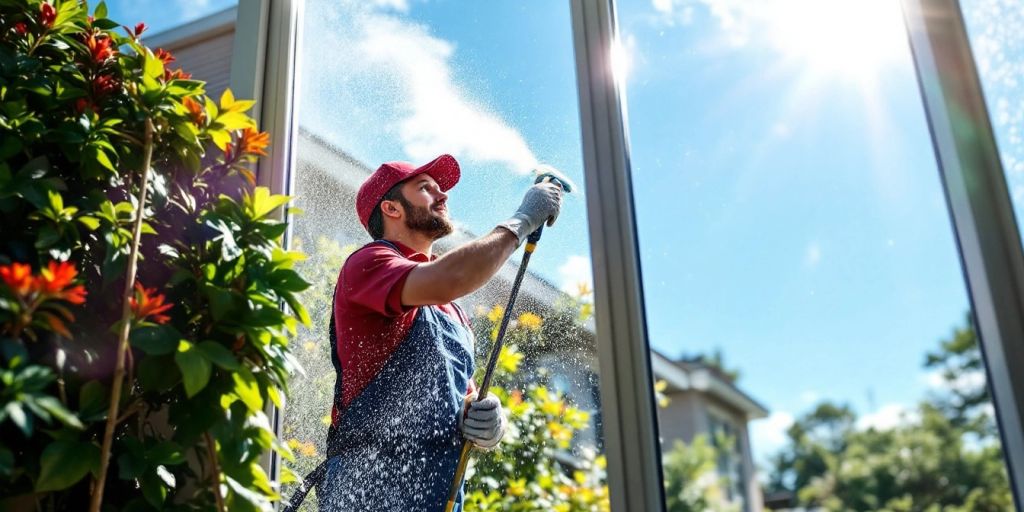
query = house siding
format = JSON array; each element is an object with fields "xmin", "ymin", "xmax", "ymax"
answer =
[{"xmin": 162, "ymin": 30, "xmax": 234, "ymax": 100}]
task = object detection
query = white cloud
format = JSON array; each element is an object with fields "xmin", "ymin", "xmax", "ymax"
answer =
[
  {"xmin": 922, "ymin": 369, "xmax": 986, "ymax": 394},
  {"xmin": 652, "ymin": 0, "xmax": 675, "ymax": 15},
  {"xmin": 355, "ymin": 16, "xmax": 537, "ymax": 173},
  {"xmin": 771, "ymin": 122, "xmax": 791, "ymax": 138},
  {"xmin": 558, "ymin": 255, "xmax": 594, "ymax": 297},
  {"xmin": 301, "ymin": 2, "xmax": 537, "ymax": 175},
  {"xmin": 857, "ymin": 403, "xmax": 917, "ymax": 431},
  {"xmin": 799, "ymin": 390, "xmax": 819, "ymax": 404},
  {"xmin": 804, "ymin": 242, "xmax": 821, "ymax": 267},
  {"xmin": 369, "ymin": 0, "xmax": 410, "ymax": 12},
  {"xmin": 750, "ymin": 411, "xmax": 794, "ymax": 462}
]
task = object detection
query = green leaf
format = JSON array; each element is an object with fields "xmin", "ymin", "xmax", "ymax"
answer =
[
  {"xmin": 0, "ymin": 446, "xmax": 13, "ymax": 476},
  {"xmin": 131, "ymin": 326, "xmax": 180, "ymax": 355},
  {"xmin": 198, "ymin": 341, "xmax": 241, "ymax": 370},
  {"xmin": 0, "ymin": 136, "xmax": 20, "ymax": 160},
  {"xmin": 117, "ymin": 450, "xmax": 146, "ymax": 480},
  {"xmin": 78, "ymin": 380, "xmax": 108, "ymax": 421},
  {"xmin": 203, "ymin": 285, "xmax": 237, "ymax": 321},
  {"xmin": 175, "ymin": 340, "xmax": 212, "ymax": 398},
  {"xmin": 137, "ymin": 355, "xmax": 181, "ymax": 393},
  {"xmin": 95, "ymin": 1, "xmax": 108, "ymax": 19},
  {"xmin": 226, "ymin": 474, "xmax": 272, "ymax": 512},
  {"xmin": 35, "ymin": 396, "xmax": 83, "ymax": 429},
  {"xmin": 270, "ymin": 269, "xmax": 310, "ymax": 293},
  {"xmin": 215, "ymin": 112, "xmax": 254, "ymax": 131},
  {"xmin": 77, "ymin": 215, "xmax": 100, "ymax": 230},
  {"xmin": 205, "ymin": 218, "xmax": 242, "ymax": 261},
  {"xmin": 232, "ymin": 367, "xmax": 263, "ymax": 413},
  {"xmin": 247, "ymin": 187, "xmax": 292, "ymax": 220},
  {"xmin": 36, "ymin": 441, "xmax": 99, "ymax": 492},
  {"xmin": 284, "ymin": 293, "xmax": 311, "ymax": 328},
  {"xmin": 144, "ymin": 49, "xmax": 165, "ymax": 80},
  {"xmin": 140, "ymin": 469, "xmax": 168, "ymax": 507},
  {"xmin": 5, "ymin": 402, "xmax": 31, "ymax": 436},
  {"xmin": 148, "ymin": 442, "xmax": 186, "ymax": 466},
  {"xmin": 84, "ymin": 144, "xmax": 116, "ymax": 175}
]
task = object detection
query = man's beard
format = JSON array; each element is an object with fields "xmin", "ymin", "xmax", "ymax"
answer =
[{"xmin": 403, "ymin": 202, "xmax": 453, "ymax": 240}]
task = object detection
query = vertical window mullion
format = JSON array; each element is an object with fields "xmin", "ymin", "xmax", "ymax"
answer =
[
  {"xmin": 569, "ymin": 1, "xmax": 665, "ymax": 510},
  {"xmin": 902, "ymin": 0, "xmax": 1024, "ymax": 504}
]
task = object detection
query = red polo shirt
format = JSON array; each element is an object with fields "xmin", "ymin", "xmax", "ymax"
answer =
[{"xmin": 332, "ymin": 240, "xmax": 472, "ymax": 424}]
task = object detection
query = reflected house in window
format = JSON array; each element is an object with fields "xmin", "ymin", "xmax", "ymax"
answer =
[
  {"xmin": 154, "ymin": 9, "xmax": 769, "ymax": 512},
  {"xmin": 654, "ymin": 356, "xmax": 769, "ymax": 512}
]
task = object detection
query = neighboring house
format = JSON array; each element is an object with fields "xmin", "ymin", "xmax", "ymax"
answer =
[{"xmin": 152, "ymin": 9, "xmax": 769, "ymax": 512}]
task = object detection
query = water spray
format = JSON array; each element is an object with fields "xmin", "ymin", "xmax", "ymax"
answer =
[{"xmin": 444, "ymin": 165, "xmax": 575, "ymax": 512}]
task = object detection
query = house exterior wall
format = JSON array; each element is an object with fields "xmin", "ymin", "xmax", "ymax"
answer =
[
  {"xmin": 148, "ymin": 12, "xmax": 235, "ymax": 101},
  {"xmin": 165, "ymin": 30, "xmax": 234, "ymax": 100},
  {"xmin": 658, "ymin": 389, "xmax": 708, "ymax": 446}
]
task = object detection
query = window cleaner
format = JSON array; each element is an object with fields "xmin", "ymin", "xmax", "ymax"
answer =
[{"xmin": 284, "ymin": 158, "xmax": 569, "ymax": 512}]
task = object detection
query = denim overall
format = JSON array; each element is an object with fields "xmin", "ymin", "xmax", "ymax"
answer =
[{"xmin": 285, "ymin": 241, "xmax": 475, "ymax": 512}]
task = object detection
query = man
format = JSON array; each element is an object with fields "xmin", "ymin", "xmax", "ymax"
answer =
[{"xmin": 317, "ymin": 154, "xmax": 563, "ymax": 511}]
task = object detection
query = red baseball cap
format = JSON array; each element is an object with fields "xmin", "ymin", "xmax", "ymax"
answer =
[{"xmin": 356, "ymin": 154, "xmax": 461, "ymax": 230}]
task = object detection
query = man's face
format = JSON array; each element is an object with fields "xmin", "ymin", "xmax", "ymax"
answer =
[{"xmin": 395, "ymin": 175, "xmax": 453, "ymax": 240}]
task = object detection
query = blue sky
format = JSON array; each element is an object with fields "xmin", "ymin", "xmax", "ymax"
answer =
[{"xmin": 106, "ymin": 0, "xmax": 1023, "ymax": 469}]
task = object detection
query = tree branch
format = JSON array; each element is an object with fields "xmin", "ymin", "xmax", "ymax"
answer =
[
  {"xmin": 204, "ymin": 431, "xmax": 227, "ymax": 512},
  {"xmin": 89, "ymin": 117, "xmax": 155, "ymax": 512}
]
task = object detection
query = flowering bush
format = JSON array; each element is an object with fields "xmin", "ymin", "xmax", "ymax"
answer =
[{"xmin": 0, "ymin": 1, "xmax": 309, "ymax": 511}]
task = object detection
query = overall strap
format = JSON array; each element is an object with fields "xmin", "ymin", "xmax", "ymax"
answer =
[
  {"xmin": 283, "ymin": 240, "xmax": 413, "ymax": 511},
  {"xmin": 373, "ymin": 238, "xmax": 403, "ymax": 254}
]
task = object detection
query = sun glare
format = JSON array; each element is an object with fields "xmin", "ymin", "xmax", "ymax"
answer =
[{"xmin": 768, "ymin": 0, "xmax": 907, "ymax": 84}]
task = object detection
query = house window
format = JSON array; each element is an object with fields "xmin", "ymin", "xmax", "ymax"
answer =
[
  {"xmin": 278, "ymin": 1, "xmax": 608, "ymax": 509},
  {"xmin": 614, "ymin": 0, "xmax": 1015, "ymax": 510},
  {"xmin": 708, "ymin": 414, "xmax": 747, "ymax": 507}
]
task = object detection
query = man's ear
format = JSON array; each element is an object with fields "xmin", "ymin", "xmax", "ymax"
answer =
[{"xmin": 380, "ymin": 200, "xmax": 402, "ymax": 219}]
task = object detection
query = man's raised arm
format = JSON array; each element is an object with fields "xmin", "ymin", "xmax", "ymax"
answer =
[{"xmin": 401, "ymin": 182, "xmax": 563, "ymax": 306}]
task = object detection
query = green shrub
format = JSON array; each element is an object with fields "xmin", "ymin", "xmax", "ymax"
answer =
[{"xmin": 0, "ymin": 1, "xmax": 309, "ymax": 510}]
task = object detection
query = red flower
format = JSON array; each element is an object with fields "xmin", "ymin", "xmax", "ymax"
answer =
[
  {"xmin": 38, "ymin": 261, "xmax": 86, "ymax": 304},
  {"xmin": 154, "ymin": 48, "xmax": 175, "ymax": 65},
  {"xmin": 0, "ymin": 262, "xmax": 34, "ymax": 296},
  {"xmin": 163, "ymin": 68, "xmax": 191, "ymax": 82},
  {"xmin": 39, "ymin": 2, "xmax": 56, "ymax": 28},
  {"xmin": 75, "ymin": 97, "xmax": 93, "ymax": 114},
  {"xmin": 129, "ymin": 282, "xmax": 172, "ymax": 324},
  {"xmin": 86, "ymin": 32, "xmax": 116, "ymax": 62},
  {"xmin": 234, "ymin": 125, "xmax": 270, "ymax": 157},
  {"xmin": 182, "ymin": 96, "xmax": 206, "ymax": 126},
  {"xmin": 14, "ymin": 22, "xmax": 27, "ymax": 35},
  {"xmin": 134, "ymin": 22, "xmax": 147, "ymax": 37},
  {"xmin": 0, "ymin": 261, "xmax": 86, "ymax": 305},
  {"xmin": 92, "ymin": 73, "xmax": 120, "ymax": 97}
]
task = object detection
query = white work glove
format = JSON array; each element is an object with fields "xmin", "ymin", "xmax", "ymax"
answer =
[
  {"xmin": 459, "ymin": 392, "xmax": 507, "ymax": 450},
  {"xmin": 496, "ymin": 181, "xmax": 564, "ymax": 246}
]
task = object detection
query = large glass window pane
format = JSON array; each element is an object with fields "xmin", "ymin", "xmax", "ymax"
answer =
[
  {"xmin": 616, "ymin": 0, "xmax": 1014, "ymax": 510},
  {"xmin": 960, "ymin": 0, "xmax": 1024, "ymax": 239},
  {"xmin": 282, "ymin": 2, "xmax": 606, "ymax": 510}
]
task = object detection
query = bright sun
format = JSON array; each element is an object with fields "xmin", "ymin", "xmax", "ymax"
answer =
[{"xmin": 767, "ymin": 0, "xmax": 907, "ymax": 84}]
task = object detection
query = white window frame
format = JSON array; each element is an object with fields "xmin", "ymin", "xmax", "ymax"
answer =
[{"xmin": 231, "ymin": 0, "xmax": 1024, "ymax": 509}]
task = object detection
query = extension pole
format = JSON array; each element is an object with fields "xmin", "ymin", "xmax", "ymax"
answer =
[{"xmin": 443, "ymin": 224, "xmax": 545, "ymax": 512}]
